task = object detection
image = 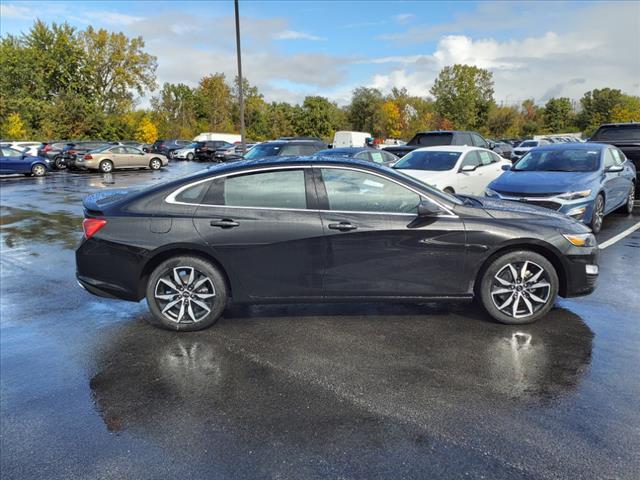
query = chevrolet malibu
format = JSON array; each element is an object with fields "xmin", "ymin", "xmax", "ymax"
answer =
[
  {"xmin": 486, "ymin": 143, "xmax": 636, "ymax": 233},
  {"xmin": 76, "ymin": 157, "xmax": 598, "ymax": 331}
]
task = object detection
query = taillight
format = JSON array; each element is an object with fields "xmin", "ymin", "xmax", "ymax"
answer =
[
  {"xmin": 84, "ymin": 154, "xmax": 92, "ymax": 160},
  {"xmin": 44, "ymin": 145, "xmax": 52, "ymax": 152},
  {"xmin": 82, "ymin": 218, "xmax": 106, "ymax": 239}
]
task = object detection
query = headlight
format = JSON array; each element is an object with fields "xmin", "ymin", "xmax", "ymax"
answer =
[
  {"xmin": 485, "ymin": 188, "xmax": 499, "ymax": 197},
  {"xmin": 557, "ymin": 189, "xmax": 591, "ymax": 201},
  {"xmin": 563, "ymin": 233, "xmax": 596, "ymax": 247}
]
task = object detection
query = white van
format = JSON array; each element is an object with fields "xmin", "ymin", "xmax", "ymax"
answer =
[
  {"xmin": 193, "ymin": 132, "xmax": 242, "ymax": 143},
  {"xmin": 332, "ymin": 131, "xmax": 372, "ymax": 148}
]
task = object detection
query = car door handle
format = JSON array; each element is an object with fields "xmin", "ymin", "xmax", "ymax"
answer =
[
  {"xmin": 328, "ymin": 222, "xmax": 358, "ymax": 231},
  {"xmin": 210, "ymin": 219, "xmax": 239, "ymax": 228}
]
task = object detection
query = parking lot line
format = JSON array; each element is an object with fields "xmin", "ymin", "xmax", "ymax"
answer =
[{"xmin": 599, "ymin": 221, "xmax": 640, "ymax": 249}]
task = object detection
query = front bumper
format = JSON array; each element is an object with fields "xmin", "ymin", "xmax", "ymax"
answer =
[
  {"xmin": 487, "ymin": 192, "xmax": 595, "ymax": 223},
  {"xmin": 562, "ymin": 251, "xmax": 598, "ymax": 297}
]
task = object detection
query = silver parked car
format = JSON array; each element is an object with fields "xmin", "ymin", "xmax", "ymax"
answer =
[{"xmin": 75, "ymin": 145, "xmax": 168, "ymax": 173}]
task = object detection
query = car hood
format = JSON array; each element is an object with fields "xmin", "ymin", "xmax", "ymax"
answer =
[
  {"xmin": 490, "ymin": 171, "xmax": 597, "ymax": 195},
  {"xmin": 465, "ymin": 196, "xmax": 591, "ymax": 232},
  {"xmin": 383, "ymin": 145, "xmax": 416, "ymax": 156},
  {"xmin": 397, "ymin": 169, "xmax": 453, "ymax": 188}
]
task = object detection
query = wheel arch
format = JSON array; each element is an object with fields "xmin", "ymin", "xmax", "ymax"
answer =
[
  {"xmin": 474, "ymin": 240, "xmax": 568, "ymax": 297},
  {"xmin": 139, "ymin": 245, "xmax": 234, "ymax": 300}
]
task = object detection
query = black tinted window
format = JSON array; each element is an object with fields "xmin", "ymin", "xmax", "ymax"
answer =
[
  {"xmin": 409, "ymin": 133, "xmax": 453, "ymax": 146},
  {"xmin": 321, "ymin": 168, "xmax": 420, "ymax": 213},
  {"xmin": 175, "ymin": 181, "xmax": 209, "ymax": 204},
  {"xmin": 204, "ymin": 170, "xmax": 307, "ymax": 209},
  {"xmin": 593, "ymin": 126, "xmax": 640, "ymax": 141},
  {"xmin": 394, "ymin": 150, "xmax": 461, "ymax": 171},
  {"xmin": 471, "ymin": 134, "xmax": 488, "ymax": 148}
]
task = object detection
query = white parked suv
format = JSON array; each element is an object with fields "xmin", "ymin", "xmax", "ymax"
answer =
[
  {"xmin": 392, "ymin": 146, "xmax": 511, "ymax": 196},
  {"xmin": 511, "ymin": 139, "xmax": 551, "ymax": 162}
]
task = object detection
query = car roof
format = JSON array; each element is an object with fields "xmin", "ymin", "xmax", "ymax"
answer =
[
  {"xmin": 319, "ymin": 147, "xmax": 372, "ymax": 154},
  {"xmin": 596, "ymin": 122, "xmax": 639, "ymax": 128},
  {"xmin": 411, "ymin": 145, "xmax": 483, "ymax": 153},
  {"xmin": 535, "ymin": 142, "xmax": 608, "ymax": 151}
]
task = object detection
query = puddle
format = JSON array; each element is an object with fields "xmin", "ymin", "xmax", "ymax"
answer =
[{"xmin": 0, "ymin": 206, "xmax": 82, "ymax": 249}]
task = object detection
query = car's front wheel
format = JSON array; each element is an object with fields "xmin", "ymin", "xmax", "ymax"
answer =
[
  {"xmin": 590, "ymin": 194, "xmax": 605, "ymax": 234},
  {"xmin": 146, "ymin": 256, "xmax": 228, "ymax": 331},
  {"xmin": 53, "ymin": 156, "xmax": 66, "ymax": 170},
  {"xmin": 478, "ymin": 250, "xmax": 558, "ymax": 324},
  {"xmin": 187, "ymin": 152, "xmax": 194, "ymax": 161},
  {"xmin": 149, "ymin": 158, "xmax": 162, "ymax": 170}
]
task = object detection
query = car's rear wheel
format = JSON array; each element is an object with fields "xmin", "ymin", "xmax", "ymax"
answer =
[
  {"xmin": 146, "ymin": 256, "xmax": 228, "ymax": 331},
  {"xmin": 187, "ymin": 152, "xmax": 194, "ymax": 161},
  {"xmin": 478, "ymin": 250, "xmax": 558, "ymax": 324},
  {"xmin": 99, "ymin": 160, "xmax": 113, "ymax": 173},
  {"xmin": 31, "ymin": 164, "xmax": 46, "ymax": 177},
  {"xmin": 53, "ymin": 156, "xmax": 66, "ymax": 170},
  {"xmin": 590, "ymin": 194, "xmax": 605, "ymax": 234},
  {"xmin": 149, "ymin": 158, "xmax": 162, "ymax": 170}
]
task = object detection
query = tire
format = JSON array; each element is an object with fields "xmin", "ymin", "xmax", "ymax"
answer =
[
  {"xmin": 478, "ymin": 250, "xmax": 559, "ymax": 325},
  {"xmin": 187, "ymin": 153, "xmax": 194, "ymax": 161},
  {"xmin": 54, "ymin": 156, "xmax": 66, "ymax": 170},
  {"xmin": 99, "ymin": 160, "xmax": 114, "ymax": 173},
  {"xmin": 149, "ymin": 158, "xmax": 162, "ymax": 170},
  {"xmin": 146, "ymin": 255, "xmax": 228, "ymax": 331},
  {"xmin": 589, "ymin": 194, "xmax": 605, "ymax": 234},
  {"xmin": 620, "ymin": 183, "xmax": 635, "ymax": 214},
  {"xmin": 31, "ymin": 164, "xmax": 46, "ymax": 177},
  {"xmin": 443, "ymin": 187, "xmax": 455, "ymax": 194},
  {"xmin": 167, "ymin": 150, "xmax": 174, "ymax": 159}
]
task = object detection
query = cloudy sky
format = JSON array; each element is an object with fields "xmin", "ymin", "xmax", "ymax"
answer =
[{"xmin": 1, "ymin": 0, "xmax": 639, "ymax": 107}]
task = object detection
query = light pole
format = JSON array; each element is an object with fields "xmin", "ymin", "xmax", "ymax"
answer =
[{"xmin": 234, "ymin": 0, "xmax": 246, "ymax": 154}]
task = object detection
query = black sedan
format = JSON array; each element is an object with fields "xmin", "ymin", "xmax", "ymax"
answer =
[
  {"xmin": 76, "ymin": 157, "xmax": 598, "ymax": 331},
  {"xmin": 314, "ymin": 147, "xmax": 399, "ymax": 165}
]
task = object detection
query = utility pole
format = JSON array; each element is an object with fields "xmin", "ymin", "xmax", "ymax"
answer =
[{"xmin": 234, "ymin": 0, "xmax": 246, "ymax": 154}]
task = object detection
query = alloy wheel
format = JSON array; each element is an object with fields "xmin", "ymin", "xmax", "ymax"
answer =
[
  {"xmin": 150, "ymin": 159, "xmax": 161, "ymax": 170},
  {"xmin": 627, "ymin": 184, "xmax": 635, "ymax": 213},
  {"xmin": 592, "ymin": 196, "xmax": 604, "ymax": 232},
  {"xmin": 154, "ymin": 266, "xmax": 216, "ymax": 324},
  {"xmin": 100, "ymin": 161, "xmax": 113, "ymax": 173},
  {"xmin": 32, "ymin": 165, "xmax": 46, "ymax": 176},
  {"xmin": 490, "ymin": 261, "xmax": 551, "ymax": 319}
]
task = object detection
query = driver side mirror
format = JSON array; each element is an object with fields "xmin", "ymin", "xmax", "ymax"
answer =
[
  {"xmin": 461, "ymin": 164, "xmax": 477, "ymax": 172},
  {"xmin": 606, "ymin": 165, "xmax": 623, "ymax": 173},
  {"xmin": 487, "ymin": 140, "xmax": 496, "ymax": 150},
  {"xmin": 501, "ymin": 164, "xmax": 511, "ymax": 171},
  {"xmin": 417, "ymin": 200, "xmax": 442, "ymax": 217}
]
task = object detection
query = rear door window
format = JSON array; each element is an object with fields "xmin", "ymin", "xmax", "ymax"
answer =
[
  {"xmin": 203, "ymin": 169, "xmax": 308, "ymax": 209},
  {"xmin": 478, "ymin": 151, "xmax": 493, "ymax": 166}
]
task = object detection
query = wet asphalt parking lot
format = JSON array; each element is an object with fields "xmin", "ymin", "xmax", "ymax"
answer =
[{"xmin": 1, "ymin": 162, "xmax": 639, "ymax": 479}]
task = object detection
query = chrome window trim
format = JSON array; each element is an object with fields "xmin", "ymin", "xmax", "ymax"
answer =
[{"xmin": 165, "ymin": 164, "xmax": 458, "ymax": 218}]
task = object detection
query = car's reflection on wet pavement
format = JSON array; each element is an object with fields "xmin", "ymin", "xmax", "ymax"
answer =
[{"xmin": 1, "ymin": 163, "xmax": 639, "ymax": 479}]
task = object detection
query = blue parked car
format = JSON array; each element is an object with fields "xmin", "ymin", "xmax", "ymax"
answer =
[
  {"xmin": 0, "ymin": 144, "xmax": 50, "ymax": 177},
  {"xmin": 485, "ymin": 143, "xmax": 636, "ymax": 233}
]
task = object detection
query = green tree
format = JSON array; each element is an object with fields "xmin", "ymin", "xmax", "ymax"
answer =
[
  {"xmin": 2, "ymin": 112, "xmax": 28, "ymax": 139},
  {"xmin": 486, "ymin": 105, "xmax": 523, "ymax": 138},
  {"xmin": 266, "ymin": 102, "xmax": 299, "ymax": 138},
  {"xmin": 232, "ymin": 77, "xmax": 270, "ymax": 140},
  {"xmin": 520, "ymin": 99, "xmax": 543, "ymax": 137},
  {"xmin": 578, "ymin": 88, "xmax": 637, "ymax": 135},
  {"xmin": 195, "ymin": 74, "xmax": 234, "ymax": 132},
  {"xmin": 151, "ymin": 83, "xmax": 197, "ymax": 138},
  {"xmin": 430, "ymin": 64, "xmax": 494, "ymax": 130},
  {"xmin": 543, "ymin": 97, "xmax": 575, "ymax": 133},
  {"xmin": 295, "ymin": 96, "xmax": 343, "ymax": 139},
  {"xmin": 79, "ymin": 26, "xmax": 157, "ymax": 113},
  {"xmin": 611, "ymin": 95, "xmax": 640, "ymax": 123},
  {"xmin": 348, "ymin": 87, "xmax": 383, "ymax": 134}
]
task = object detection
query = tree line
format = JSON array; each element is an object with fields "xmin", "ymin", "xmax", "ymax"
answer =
[{"xmin": 2, "ymin": 21, "xmax": 639, "ymax": 143}]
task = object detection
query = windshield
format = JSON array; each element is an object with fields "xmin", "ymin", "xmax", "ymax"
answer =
[
  {"xmin": 393, "ymin": 170, "xmax": 464, "ymax": 206},
  {"xmin": 90, "ymin": 145, "xmax": 112, "ymax": 153},
  {"xmin": 393, "ymin": 150, "xmax": 461, "ymax": 171},
  {"xmin": 518, "ymin": 141, "xmax": 538, "ymax": 148},
  {"xmin": 243, "ymin": 143, "xmax": 282, "ymax": 159},
  {"xmin": 513, "ymin": 149, "xmax": 600, "ymax": 172},
  {"xmin": 408, "ymin": 133, "xmax": 453, "ymax": 147}
]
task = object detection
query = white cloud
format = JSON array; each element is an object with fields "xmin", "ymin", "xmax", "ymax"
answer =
[
  {"xmin": 274, "ymin": 30, "xmax": 326, "ymax": 41},
  {"xmin": 0, "ymin": 3, "xmax": 35, "ymax": 19},
  {"xmin": 393, "ymin": 13, "xmax": 414, "ymax": 24},
  {"xmin": 83, "ymin": 11, "xmax": 143, "ymax": 26}
]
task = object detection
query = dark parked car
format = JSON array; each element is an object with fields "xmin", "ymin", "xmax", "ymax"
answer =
[
  {"xmin": 314, "ymin": 147, "xmax": 399, "ymax": 165},
  {"xmin": 486, "ymin": 143, "xmax": 636, "ymax": 233},
  {"xmin": 242, "ymin": 139, "xmax": 326, "ymax": 160},
  {"xmin": 194, "ymin": 141, "xmax": 237, "ymax": 162},
  {"xmin": 38, "ymin": 141, "xmax": 70, "ymax": 169},
  {"xmin": 149, "ymin": 139, "xmax": 190, "ymax": 158},
  {"xmin": 491, "ymin": 141, "xmax": 513, "ymax": 159},
  {"xmin": 384, "ymin": 130, "xmax": 497, "ymax": 158},
  {"xmin": 589, "ymin": 122, "xmax": 640, "ymax": 198},
  {"xmin": 62, "ymin": 141, "xmax": 110, "ymax": 170},
  {"xmin": 0, "ymin": 144, "xmax": 50, "ymax": 176},
  {"xmin": 76, "ymin": 156, "xmax": 598, "ymax": 332}
]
